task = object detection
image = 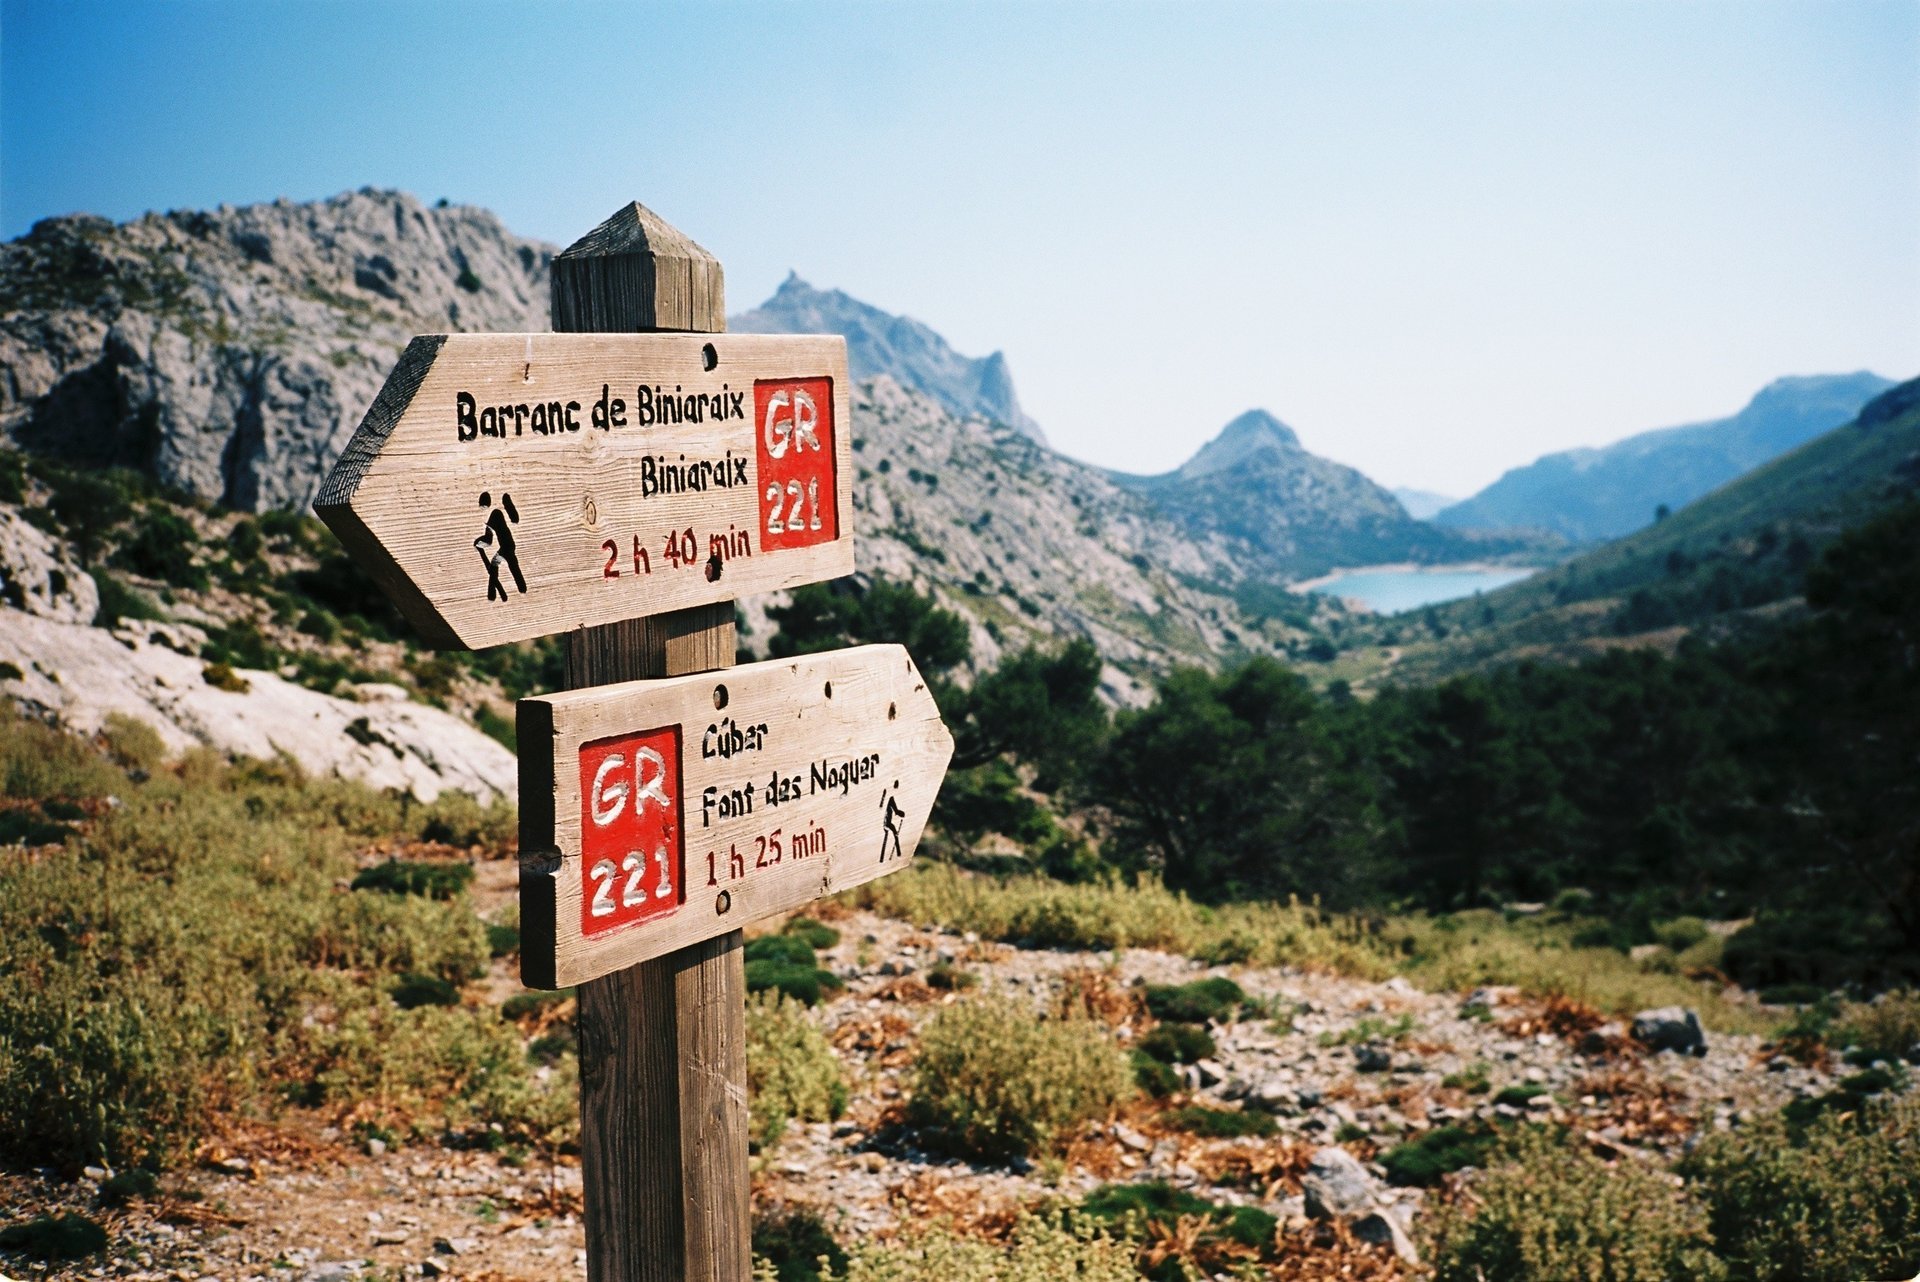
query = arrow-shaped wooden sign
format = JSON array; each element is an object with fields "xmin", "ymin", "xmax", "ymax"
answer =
[
  {"xmin": 517, "ymin": 644, "xmax": 952, "ymax": 989},
  {"xmin": 314, "ymin": 332, "xmax": 853, "ymax": 650}
]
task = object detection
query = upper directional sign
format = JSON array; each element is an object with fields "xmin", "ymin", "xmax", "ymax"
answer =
[
  {"xmin": 314, "ymin": 332, "xmax": 853, "ymax": 650},
  {"xmin": 517, "ymin": 644, "xmax": 953, "ymax": 989}
]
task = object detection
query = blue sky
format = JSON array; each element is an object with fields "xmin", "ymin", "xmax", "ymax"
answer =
[{"xmin": 4, "ymin": 0, "xmax": 1915, "ymax": 494}]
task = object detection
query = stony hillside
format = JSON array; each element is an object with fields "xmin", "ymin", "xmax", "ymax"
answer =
[
  {"xmin": 795, "ymin": 379, "xmax": 1324, "ymax": 701},
  {"xmin": 0, "ymin": 189, "xmax": 553, "ymax": 512},
  {"xmin": 1109, "ymin": 411, "xmax": 1502, "ymax": 582},
  {"xmin": 733, "ymin": 273, "xmax": 1046, "ymax": 444},
  {"xmin": 0, "ymin": 192, "xmax": 1342, "ymax": 715},
  {"xmin": 1, "ymin": 889, "xmax": 1884, "ymax": 1281},
  {"xmin": 1434, "ymin": 372, "xmax": 1896, "ymax": 543}
]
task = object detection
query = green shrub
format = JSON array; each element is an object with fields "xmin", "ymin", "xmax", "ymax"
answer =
[
  {"xmin": 487, "ymin": 922, "xmax": 521, "ymax": 958},
  {"xmin": 1136, "ymin": 1023, "xmax": 1215, "ymax": 1065},
  {"xmin": 1081, "ymin": 1180, "xmax": 1276, "ymax": 1248},
  {"xmin": 746, "ymin": 990, "xmax": 847, "ymax": 1149},
  {"xmin": 92, "ymin": 570, "xmax": 164, "ymax": 625},
  {"xmin": 0, "ymin": 808, "xmax": 75, "ymax": 846},
  {"xmin": 99, "ymin": 1168, "xmax": 159, "ymax": 1205},
  {"xmin": 100, "ymin": 713, "xmax": 167, "ymax": 772},
  {"xmin": 810, "ymin": 1210, "xmax": 1135, "ymax": 1282},
  {"xmin": 745, "ymin": 935, "xmax": 841, "ymax": 1006},
  {"xmin": 416, "ymin": 790, "xmax": 516, "ymax": 851},
  {"xmin": 745, "ymin": 959, "xmax": 843, "ymax": 1007},
  {"xmin": 1653, "ymin": 916, "xmax": 1710, "ymax": 950},
  {"xmin": 0, "ymin": 727, "xmax": 515, "ymax": 1169},
  {"xmin": 308, "ymin": 999, "xmax": 561, "ymax": 1141},
  {"xmin": 1131, "ymin": 1050, "xmax": 1180, "ymax": 1097},
  {"xmin": 924, "ymin": 961, "xmax": 977, "ymax": 991},
  {"xmin": 1492, "ymin": 1084, "xmax": 1548, "ymax": 1107},
  {"xmin": 1141, "ymin": 977, "xmax": 1245, "ymax": 1024},
  {"xmin": 1166, "ymin": 1105, "xmax": 1275, "ymax": 1138},
  {"xmin": 2, "ymin": 705, "xmax": 124, "ymax": 801},
  {"xmin": 909, "ymin": 994, "xmax": 1133, "ymax": 1160},
  {"xmin": 1319, "ymin": 1013, "xmax": 1417, "ymax": 1047},
  {"xmin": 0, "ymin": 1213, "xmax": 108, "ymax": 1261},
  {"xmin": 847, "ymin": 864, "xmax": 1396, "ymax": 979},
  {"xmin": 112, "ymin": 509, "xmax": 206, "ymax": 589},
  {"xmin": 202, "ymin": 661, "xmax": 250, "ymax": 693},
  {"xmin": 1381, "ymin": 1124, "xmax": 1500, "ymax": 1186},
  {"xmin": 782, "ymin": 916, "xmax": 841, "ymax": 950},
  {"xmin": 753, "ymin": 1206, "xmax": 849, "ymax": 1282},
  {"xmin": 1429, "ymin": 1130, "xmax": 1725, "ymax": 1281},
  {"xmin": 475, "ymin": 703, "xmax": 515, "ymax": 750},
  {"xmin": 390, "ymin": 971, "xmax": 461, "ymax": 1010},
  {"xmin": 1681, "ymin": 1092, "xmax": 1920, "ymax": 1281},
  {"xmin": 351, "ymin": 858, "xmax": 476, "ymax": 900},
  {"xmin": 748, "ymin": 934, "xmax": 821, "ymax": 966},
  {"xmin": 1781, "ymin": 1066, "xmax": 1904, "ymax": 1129},
  {"xmin": 1442, "ymin": 1062, "xmax": 1492, "ymax": 1093},
  {"xmin": 1838, "ymin": 989, "xmax": 1920, "ymax": 1064}
]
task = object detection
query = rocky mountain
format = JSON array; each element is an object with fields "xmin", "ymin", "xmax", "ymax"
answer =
[
  {"xmin": 0, "ymin": 191, "xmax": 1346, "ymax": 702},
  {"xmin": 1434, "ymin": 372, "xmax": 1897, "ymax": 543},
  {"xmin": 0, "ymin": 188, "xmax": 553, "ymax": 512},
  {"xmin": 730, "ymin": 272, "xmax": 1047, "ymax": 444},
  {"xmin": 743, "ymin": 377, "xmax": 1319, "ymax": 702},
  {"xmin": 1108, "ymin": 410, "xmax": 1494, "ymax": 581},
  {"xmin": 0, "ymin": 498, "xmax": 515, "ymax": 799},
  {"xmin": 1391, "ymin": 487, "xmax": 1457, "ymax": 520}
]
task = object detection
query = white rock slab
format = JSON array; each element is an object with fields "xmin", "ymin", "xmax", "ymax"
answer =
[{"xmin": 0, "ymin": 608, "xmax": 514, "ymax": 801}]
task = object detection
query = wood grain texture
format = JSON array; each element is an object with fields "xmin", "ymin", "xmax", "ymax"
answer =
[
  {"xmin": 554, "ymin": 203, "xmax": 747, "ymax": 1282},
  {"xmin": 551, "ymin": 202, "xmax": 725, "ymax": 334},
  {"xmin": 519, "ymin": 644, "xmax": 952, "ymax": 989},
  {"xmin": 312, "ymin": 332, "xmax": 851, "ymax": 650}
]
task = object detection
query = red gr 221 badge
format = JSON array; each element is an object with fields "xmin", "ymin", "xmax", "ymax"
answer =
[
  {"xmin": 754, "ymin": 377, "xmax": 837, "ymax": 551},
  {"xmin": 578, "ymin": 726, "xmax": 683, "ymax": 938}
]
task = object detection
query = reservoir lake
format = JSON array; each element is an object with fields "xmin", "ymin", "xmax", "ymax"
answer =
[{"xmin": 1296, "ymin": 565, "xmax": 1536, "ymax": 614}]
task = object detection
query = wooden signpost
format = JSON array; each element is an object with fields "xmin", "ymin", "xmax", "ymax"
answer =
[
  {"xmin": 314, "ymin": 331, "xmax": 854, "ymax": 650},
  {"xmin": 519, "ymin": 644, "xmax": 950, "ymax": 990},
  {"xmin": 314, "ymin": 202, "xmax": 953, "ymax": 1282}
]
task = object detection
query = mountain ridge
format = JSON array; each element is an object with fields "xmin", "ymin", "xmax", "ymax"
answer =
[
  {"xmin": 1435, "ymin": 372, "xmax": 1897, "ymax": 543},
  {"xmin": 0, "ymin": 189, "xmax": 1338, "ymax": 691},
  {"xmin": 1109, "ymin": 408, "xmax": 1518, "ymax": 582},
  {"xmin": 731, "ymin": 272, "xmax": 1047, "ymax": 444}
]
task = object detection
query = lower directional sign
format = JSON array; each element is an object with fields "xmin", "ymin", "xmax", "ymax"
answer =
[{"xmin": 517, "ymin": 644, "xmax": 954, "ymax": 989}]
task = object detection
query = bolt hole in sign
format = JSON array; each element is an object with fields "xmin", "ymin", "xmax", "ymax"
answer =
[
  {"xmin": 580, "ymin": 726, "xmax": 683, "ymax": 936},
  {"xmin": 757, "ymin": 377, "xmax": 837, "ymax": 549}
]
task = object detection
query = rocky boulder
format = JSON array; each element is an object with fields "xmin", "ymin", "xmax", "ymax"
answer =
[
  {"xmin": 1632, "ymin": 1007, "xmax": 1707, "ymax": 1056},
  {"xmin": 0, "ymin": 503, "xmax": 97, "ymax": 624},
  {"xmin": 0, "ymin": 608, "xmax": 513, "ymax": 801},
  {"xmin": 1302, "ymin": 1145, "xmax": 1377, "ymax": 1220}
]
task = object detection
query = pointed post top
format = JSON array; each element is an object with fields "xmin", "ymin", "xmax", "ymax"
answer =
[{"xmin": 551, "ymin": 201, "xmax": 725, "ymax": 334}]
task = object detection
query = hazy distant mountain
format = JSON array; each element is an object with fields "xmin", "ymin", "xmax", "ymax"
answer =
[
  {"xmin": 1391, "ymin": 375, "xmax": 1920, "ymax": 685},
  {"xmin": 731, "ymin": 273, "xmax": 1046, "ymax": 445},
  {"xmin": 1435, "ymin": 372, "xmax": 1895, "ymax": 543},
  {"xmin": 1392, "ymin": 487, "xmax": 1457, "ymax": 520},
  {"xmin": 1109, "ymin": 410, "xmax": 1492, "ymax": 581}
]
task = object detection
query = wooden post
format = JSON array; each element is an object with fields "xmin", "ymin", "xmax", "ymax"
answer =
[{"xmin": 552, "ymin": 204, "xmax": 749, "ymax": 1282}]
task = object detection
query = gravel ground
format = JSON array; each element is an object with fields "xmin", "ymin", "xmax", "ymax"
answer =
[{"xmin": 0, "ymin": 907, "xmax": 1865, "ymax": 1281}]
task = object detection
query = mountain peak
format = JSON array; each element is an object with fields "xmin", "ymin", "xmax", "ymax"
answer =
[
  {"xmin": 732, "ymin": 277, "xmax": 1047, "ymax": 444},
  {"xmin": 1177, "ymin": 409, "xmax": 1301, "ymax": 479}
]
